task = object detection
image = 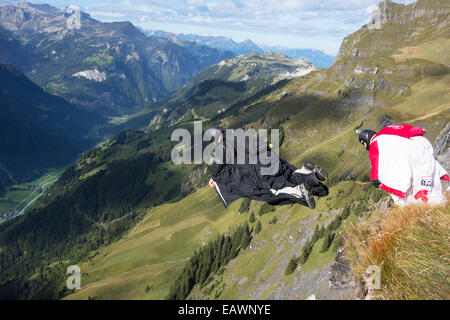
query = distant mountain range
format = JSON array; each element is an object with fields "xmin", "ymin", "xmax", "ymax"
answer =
[
  {"xmin": 258, "ymin": 45, "xmax": 336, "ymax": 69},
  {"xmin": 0, "ymin": 2, "xmax": 333, "ymax": 117},
  {"xmin": 176, "ymin": 33, "xmax": 263, "ymax": 56},
  {"xmin": 146, "ymin": 30, "xmax": 336, "ymax": 68},
  {"xmin": 0, "ymin": 2, "xmax": 234, "ymax": 115}
]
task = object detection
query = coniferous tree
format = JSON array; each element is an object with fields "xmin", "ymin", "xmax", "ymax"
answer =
[
  {"xmin": 328, "ymin": 216, "xmax": 342, "ymax": 232},
  {"xmin": 331, "ymin": 234, "xmax": 344, "ymax": 252},
  {"xmin": 318, "ymin": 225, "xmax": 326, "ymax": 238},
  {"xmin": 221, "ymin": 237, "xmax": 231, "ymax": 264},
  {"xmin": 320, "ymin": 232, "xmax": 335, "ymax": 253},
  {"xmin": 240, "ymin": 223, "xmax": 252, "ymax": 248},
  {"xmin": 258, "ymin": 204, "xmax": 275, "ymax": 216},
  {"xmin": 298, "ymin": 238, "xmax": 314, "ymax": 264},
  {"xmin": 297, "ymin": 252, "xmax": 308, "ymax": 265},
  {"xmin": 285, "ymin": 256, "xmax": 298, "ymax": 275},
  {"xmin": 312, "ymin": 225, "xmax": 320, "ymax": 242},
  {"xmin": 255, "ymin": 221, "xmax": 262, "ymax": 234},
  {"xmin": 341, "ymin": 205, "xmax": 351, "ymax": 220},
  {"xmin": 167, "ymin": 223, "xmax": 253, "ymax": 300},
  {"xmin": 238, "ymin": 199, "xmax": 251, "ymax": 213},
  {"xmin": 249, "ymin": 212, "xmax": 256, "ymax": 223}
]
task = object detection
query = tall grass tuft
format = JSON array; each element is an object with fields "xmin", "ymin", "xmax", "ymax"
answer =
[{"xmin": 342, "ymin": 194, "xmax": 450, "ymax": 300}]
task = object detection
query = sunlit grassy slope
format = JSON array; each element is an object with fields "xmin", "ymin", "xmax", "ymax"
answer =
[
  {"xmin": 66, "ymin": 179, "xmax": 372, "ymax": 300},
  {"xmin": 65, "ymin": 187, "xmax": 245, "ymax": 299}
]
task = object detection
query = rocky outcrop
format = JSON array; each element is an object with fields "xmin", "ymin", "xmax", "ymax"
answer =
[
  {"xmin": 434, "ymin": 123, "xmax": 450, "ymax": 171},
  {"xmin": 72, "ymin": 69, "xmax": 107, "ymax": 82},
  {"xmin": 338, "ymin": 0, "xmax": 450, "ymax": 61},
  {"xmin": 329, "ymin": 249, "xmax": 355, "ymax": 291},
  {"xmin": 274, "ymin": 58, "xmax": 317, "ymax": 82}
]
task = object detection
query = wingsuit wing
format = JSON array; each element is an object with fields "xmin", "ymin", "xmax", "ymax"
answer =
[{"xmin": 210, "ymin": 135, "xmax": 328, "ymax": 208}]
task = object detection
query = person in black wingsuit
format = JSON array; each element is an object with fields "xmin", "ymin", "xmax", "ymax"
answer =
[{"xmin": 207, "ymin": 127, "xmax": 329, "ymax": 209}]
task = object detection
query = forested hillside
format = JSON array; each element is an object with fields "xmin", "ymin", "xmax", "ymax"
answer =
[{"xmin": 0, "ymin": 64, "xmax": 99, "ymax": 195}]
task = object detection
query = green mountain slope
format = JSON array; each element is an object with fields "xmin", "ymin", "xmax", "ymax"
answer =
[
  {"xmin": 0, "ymin": 123, "xmax": 208, "ymax": 299},
  {"xmin": 0, "ymin": 64, "xmax": 100, "ymax": 195},
  {"xmin": 0, "ymin": 26, "xmax": 32, "ymax": 67},
  {"xmin": 169, "ymin": 52, "xmax": 317, "ymax": 118},
  {"xmin": 65, "ymin": 179, "xmax": 383, "ymax": 300}
]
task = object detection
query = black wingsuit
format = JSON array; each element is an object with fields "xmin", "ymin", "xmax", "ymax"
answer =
[{"xmin": 211, "ymin": 134, "xmax": 329, "ymax": 208}]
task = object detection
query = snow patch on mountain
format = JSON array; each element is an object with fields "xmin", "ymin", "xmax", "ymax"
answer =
[{"xmin": 72, "ymin": 69, "xmax": 107, "ymax": 82}]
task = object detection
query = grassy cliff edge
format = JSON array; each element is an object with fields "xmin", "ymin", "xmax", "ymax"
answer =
[{"xmin": 343, "ymin": 194, "xmax": 450, "ymax": 300}]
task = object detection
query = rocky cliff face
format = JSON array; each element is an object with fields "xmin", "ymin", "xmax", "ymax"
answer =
[
  {"xmin": 434, "ymin": 123, "xmax": 450, "ymax": 171},
  {"xmin": 304, "ymin": 0, "xmax": 450, "ymax": 110}
]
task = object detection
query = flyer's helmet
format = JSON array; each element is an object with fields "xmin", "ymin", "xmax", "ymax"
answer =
[{"xmin": 356, "ymin": 129, "xmax": 377, "ymax": 151}]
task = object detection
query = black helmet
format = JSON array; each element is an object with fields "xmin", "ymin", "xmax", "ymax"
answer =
[
  {"xmin": 206, "ymin": 126, "xmax": 224, "ymax": 143},
  {"xmin": 357, "ymin": 129, "xmax": 376, "ymax": 150}
]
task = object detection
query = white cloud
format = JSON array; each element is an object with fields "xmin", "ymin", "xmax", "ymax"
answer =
[
  {"xmin": 17, "ymin": 0, "xmax": 417, "ymax": 54},
  {"xmin": 87, "ymin": 11, "xmax": 127, "ymax": 18}
]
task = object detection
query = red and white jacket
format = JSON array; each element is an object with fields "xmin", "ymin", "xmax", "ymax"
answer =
[{"xmin": 369, "ymin": 124, "xmax": 448, "ymax": 205}]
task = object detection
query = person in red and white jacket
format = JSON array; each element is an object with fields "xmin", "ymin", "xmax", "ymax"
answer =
[{"xmin": 358, "ymin": 124, "xmax": 449, "ymax": 206}]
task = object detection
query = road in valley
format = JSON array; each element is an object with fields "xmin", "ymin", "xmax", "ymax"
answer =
[{"xmin": 0, "ymin": 178, "xmax": 57, "ymax": 223}]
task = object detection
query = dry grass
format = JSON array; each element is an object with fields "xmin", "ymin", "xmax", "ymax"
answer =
[{"xmin": 343, "ymin": 194, "xmax": 450, "ymax": 300}]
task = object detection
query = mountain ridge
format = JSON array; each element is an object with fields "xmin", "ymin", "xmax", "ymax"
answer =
[{"xmin": 146, "ymin": 29, "xmax": 336, "ymax": 68}]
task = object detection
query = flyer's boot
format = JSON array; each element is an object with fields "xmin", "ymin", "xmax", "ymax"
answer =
[
  {"xmin": 302, "ymin": 161, "xmax": 328, "ymax": 182},
  {"xmin": 298, "ymin": 182, "xmax": 316, "ymax": 209}
]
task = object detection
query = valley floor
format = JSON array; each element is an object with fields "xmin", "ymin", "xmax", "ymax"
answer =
[{"xmin": 0, "ymin": 169, "xmax": 62, "ymax": 222}]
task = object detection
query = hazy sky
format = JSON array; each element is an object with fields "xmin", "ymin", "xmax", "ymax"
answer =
[{"xmin": 2, "ymin": 0, "xmax": 415, "ymax": 55}]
